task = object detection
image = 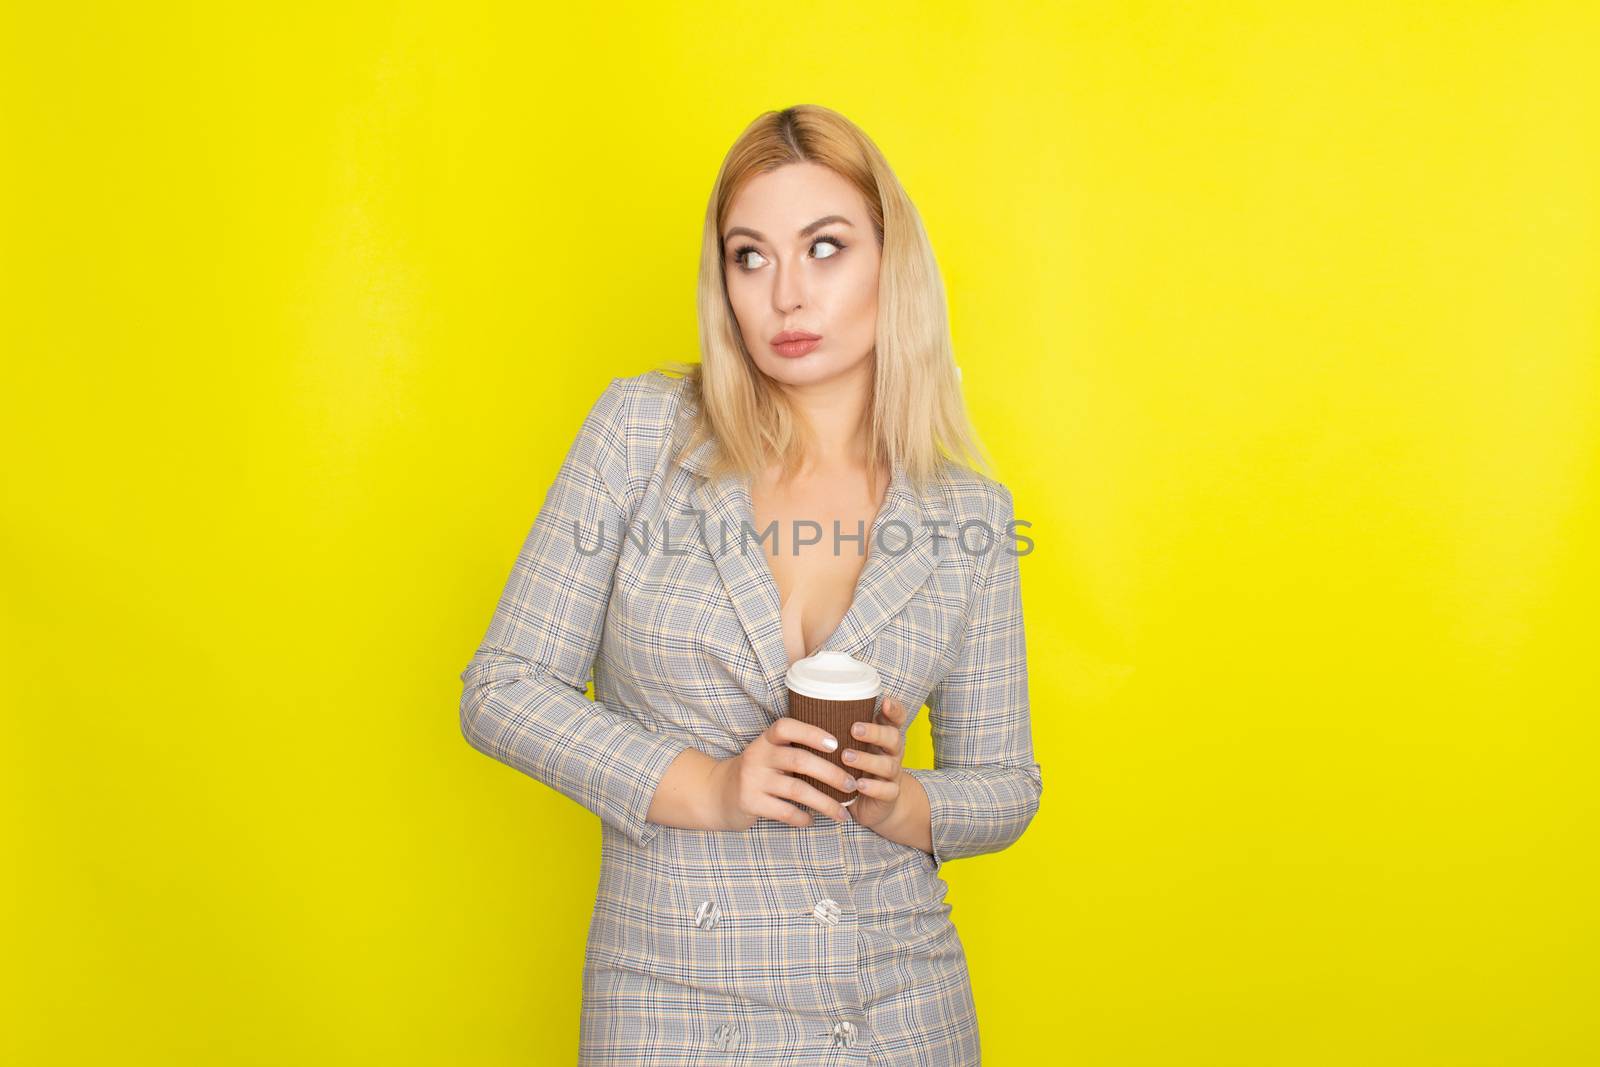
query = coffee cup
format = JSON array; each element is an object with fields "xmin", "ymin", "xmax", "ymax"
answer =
[{"xmin": 784, "ymin": 650, "xmax": 883, "ymax": 808}]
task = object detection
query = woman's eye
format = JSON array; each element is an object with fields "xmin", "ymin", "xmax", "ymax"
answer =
[
  {"xmin": 730, "ymin": 236, "xmax": 846, "ymax": 271},
  {"xmin": 812, "ymin": 236, "xmax": 844, "ymax": 259}
]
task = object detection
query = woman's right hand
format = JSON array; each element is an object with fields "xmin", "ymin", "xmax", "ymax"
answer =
[{"xmin": 705, "ymin": 717, "xmax": 859, "ymax": 830}]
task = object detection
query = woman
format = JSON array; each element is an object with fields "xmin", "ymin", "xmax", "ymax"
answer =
[{"xmin": 460, "ymin": 104, "xmax": 1042, "ymax": 1065}]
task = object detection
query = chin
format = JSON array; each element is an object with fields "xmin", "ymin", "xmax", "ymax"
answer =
[
  {"xmin": 755, "ymin": 351, "xmax": 871, "ymax": 386},
  {"xmin": 755, "ymin": 354, "xmax": 830, "ymax": 381}
]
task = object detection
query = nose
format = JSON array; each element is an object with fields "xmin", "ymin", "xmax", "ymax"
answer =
[{"xmin": 771, "ymin": 257, "xmax": 805, "ymax": 314}]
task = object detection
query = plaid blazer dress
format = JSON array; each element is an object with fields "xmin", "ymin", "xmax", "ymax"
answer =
[{"xmin": 459, "ymin": 371, "xmax": 1043, "ymax": 1065}]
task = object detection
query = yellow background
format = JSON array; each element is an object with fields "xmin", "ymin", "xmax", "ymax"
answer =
[{"xmin": 4, "ymin": 3, "xmax": 1596, "ymax": 1064}]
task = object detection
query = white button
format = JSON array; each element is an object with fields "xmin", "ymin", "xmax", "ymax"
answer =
[
  {"xmin": 813, "ymin": 897, "xmax": 842, "ymax": 925},
  {"xmin": 693, "ymin": 899, "xmax": 722, "ymax": 929},
  {"xmin": 830, "ymin": 1019, "xmax": 857, "ymax": 1047},
  {"xmin": 711, "ymin": 1022, "xmax": 739, "ymax": 1050}
]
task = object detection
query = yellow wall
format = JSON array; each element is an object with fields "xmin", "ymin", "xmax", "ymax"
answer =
[{"xmin": 3, "ymin": 3, "xmax": 1595, "ymax": 1063}]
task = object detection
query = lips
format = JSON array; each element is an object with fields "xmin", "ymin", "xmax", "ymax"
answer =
[
  {"xmin": 770, "ymin": 329, "xmax": 823, "ymax": 358},
  {"xmin": 771, "ymin": 334, "xmax": 822, "ymax": 358},
  {"xmin": 771, "ymin": 330, "xmax": 821, "ymax": 345}
]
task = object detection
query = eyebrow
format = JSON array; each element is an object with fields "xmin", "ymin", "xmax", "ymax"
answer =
[{"xmin": 723, "ymin": 215, "xmax": 854, "ymax": 245}]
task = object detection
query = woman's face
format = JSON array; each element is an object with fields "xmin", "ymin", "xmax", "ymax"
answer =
[{"xmin": 721, "ymin": 162, "xmax": 881, "ymax": 388}]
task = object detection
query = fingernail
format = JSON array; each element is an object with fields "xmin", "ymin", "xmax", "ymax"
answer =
[
  {"xmin": 824, "ymin": 736, "xmax": 838, "ymax": 750},
  {"xmin": 853, "ymin": 723, "xmax": 866, "ymax": 737},
  {"xmin": 844, "ymin": 776, "xmax": 857, "ymax": 790},
  {"xmin": 843, "ymin": 751, "xmax": 856, "ymax": 763}
]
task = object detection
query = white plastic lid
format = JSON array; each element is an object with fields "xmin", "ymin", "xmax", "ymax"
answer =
[{"xmin": 785, "ymin": 650, "xmax": 881, "ymax": 701}]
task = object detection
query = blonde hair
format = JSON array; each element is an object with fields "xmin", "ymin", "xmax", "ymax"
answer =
[{"xmin": 657, "ymin": 104, "xmax": 991, "ymax": 497}]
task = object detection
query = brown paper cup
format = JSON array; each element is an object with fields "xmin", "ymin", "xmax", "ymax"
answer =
[{"xmin": 786, "ymin": 689, "xmax": 883, "ymax": 807}]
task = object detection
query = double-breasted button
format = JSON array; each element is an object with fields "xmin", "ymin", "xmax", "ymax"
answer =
[
  {"xmin": 830, "ymin": 1019, "xmax": 857, "ymax": 1048},
  {"xmin": 710, "ymin": 1022, "xmax": 739, "ymax": 1050},
  {"xmin": 813, "ymin": 897, "xmax": 842, "ymax": 926},
  {"xmin": 693, "ymin": 899, "xmax": 722, "ymax": 929}
]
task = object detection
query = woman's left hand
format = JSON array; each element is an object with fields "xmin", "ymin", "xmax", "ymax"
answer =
[{"xmin": 843, "ymin": 694, "xmax": 909, "ymax": 831}]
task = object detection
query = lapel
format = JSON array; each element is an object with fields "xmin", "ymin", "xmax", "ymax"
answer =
[{"xmin": 679, "ymin": 434, "xmax": 953, "ymax": 714}]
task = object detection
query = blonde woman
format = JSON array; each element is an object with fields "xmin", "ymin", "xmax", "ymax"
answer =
[{"xmin": 460, "ymin": 104, "xmax": 1042, "ymax": 1064}]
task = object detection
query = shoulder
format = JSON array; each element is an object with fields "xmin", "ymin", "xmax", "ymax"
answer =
[
  {"xmin": 579, "ymin": 370, "xmax": 692, "ymax": 439},
  {"xmin": 930, "ymin": 462, "xmax": 1014, "ymax": 528},
  {"xmin": 928, "ymin": 463, "xmax": 1019, "ymax": 583},
  {"xmin": 611, "ymin": 367, "xmax": 693, "ymax": 404},
  {"xmin": 580, "ymin": 371, "xmax": 694, "ymax": 508},
  {"xmin": 599, "ymin": 369, "xmax": 693, "ymax": 429}
]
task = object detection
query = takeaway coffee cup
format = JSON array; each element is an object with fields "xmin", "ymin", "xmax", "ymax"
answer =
[{"xmin": 784, "ymin": 650, "xmax": 883, "ymax": 808}]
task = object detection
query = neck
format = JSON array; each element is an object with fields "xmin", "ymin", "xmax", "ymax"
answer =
[{"xmin": 777, "ymin": 360, "xmax": 875, "ymax": 473}]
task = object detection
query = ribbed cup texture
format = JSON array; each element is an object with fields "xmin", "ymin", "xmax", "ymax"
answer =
[{"xmin": 786, "ymin": 689, "xmax": 882, "ymax": 805}]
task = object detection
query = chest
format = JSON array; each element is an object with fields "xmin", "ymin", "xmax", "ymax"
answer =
[
  {"xmin": 750, "ymin": 469, "xmax": 887, "ymax": 665},
  {"xmin": 600, "ymin": 456, "xmax": 972, "ymax": 751}
]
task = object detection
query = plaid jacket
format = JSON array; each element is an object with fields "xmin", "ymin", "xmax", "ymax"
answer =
[{"xmin": 460, "ymin": 371, "xmax": 1043, "ymax": 1064}]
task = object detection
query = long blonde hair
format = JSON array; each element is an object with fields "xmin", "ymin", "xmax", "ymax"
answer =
[{"xmin": 657, "ymin": 104, "xmax": 991, "ymax": 497}]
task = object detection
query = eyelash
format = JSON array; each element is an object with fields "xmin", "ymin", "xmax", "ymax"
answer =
[{"xmin": 729, "ymin": 235, "xmax": 847, "ymax": 271}]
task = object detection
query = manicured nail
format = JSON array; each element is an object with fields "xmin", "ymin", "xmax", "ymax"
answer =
[
  {"xmin": 843, "ymin": 750, "xmax": 856, "ymax": 763},
  {"xmin": 843, "ymin": 776, "xmax": 858, "ymax": 790},
  {"xmin": 824, "ymin": 736, "xmax": 838, "ymax": 750},
  {"xmin": 853, "ymin": 723, "xmax": 866, "ymax": 737}
]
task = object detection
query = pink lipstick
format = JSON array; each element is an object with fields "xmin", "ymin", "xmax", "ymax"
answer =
[{"xmin": 771, "ymin": 330, "xmax": 822, "ymax": 357}]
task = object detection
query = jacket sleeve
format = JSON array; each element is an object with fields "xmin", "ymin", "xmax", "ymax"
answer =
[
  {"xmin": 904, "ymin": 482, "xmax": 1043, "ymax": 871},
  {"xmin": 459, "ymin": 377, "xmax": 694, "ymax": 850}
]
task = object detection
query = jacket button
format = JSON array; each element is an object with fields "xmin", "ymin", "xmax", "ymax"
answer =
[
  {"xmin": 812, "ymin": 897, "xmax": 842, "ymax": 926},
  {"xmin": 830, "ymin": 1019, "xmax": 857, "ymax": 1047},
  {"xmin": 710, "ymin": 1022, "xmax": 739, "ymax": 1050},
  {"xmin": 693, "ymin": 899, "xmax": 722, "ymax": 929}
]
